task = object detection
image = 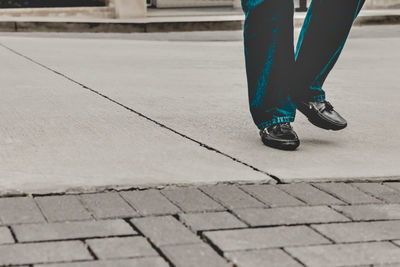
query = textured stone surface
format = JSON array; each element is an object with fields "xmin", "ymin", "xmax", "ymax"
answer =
[
  {"xmin": 35, "ymin": 195, "xmax": 92, "ymax": 222},
  {"xmin": 204, "ymin": 226, "xmax": 330, "ymax": 251},
  {"xmin": 277, "ymin": 184, "xmax": 344, "ymax": 205},
  {"xmin": 313, "ymin": 182, "xmax": 382, "ymax": 204},
  {"xmin": 384, "ymin": 182, "xmax": 400, "ymax": 192},
  {"xmin": 131, "ymin": 216, "xmax": 201, "ymax": 246},
  {"xmin": 241, "ymin": 185, "xmax": 305, "ymax": 207},
  {"xmin": 179, "ymin": 211, "xmax": 247, "ymax": 232},
  {"xmin": 35, "ymin": 257, "xmax": 169, "ymax": 267},
  {"xmin": 0, "ymin": 182, "xmax": 400, "ymax": 266},
  {"xmin": 86, "ymin": 236, "xmax": 158, "ymax": 259},
  {"xmin": 0, "ymin": 227, "xmax": 14, "ymax": 244},
  {"xmin": 332, "ymin": 204, "xmax": 400, "ymax": 221},
  {"xmin": 0, "ymin": 241, "xmax": 92, "ymax": 265},
  {"xmin": 234, "ymin": 206, "xmax": 349, "ymax": 226},
  {"xmin": 352, "ymin": 183, "xmax": 400, "ymax": 203},
  {"xmin": 226, "ymin": 249, "xmax": 303, "ymax": 267},
  {"xmin": 13, "ymin": 219, "xmax": 136, "ymax": 242},
  {"xmin": 161, "ymin": 188, "xmax": 224, "ymax": 212},
  {"xmin": 312, "ymin": 221, "xmax": 400, "ymax": 243},
  {"xmin": 120, "ymin": 189, "xmax": 180, "ymax": 216},
  {"xmin": 80, "ymin": 192, "xmax": 138, "ymax": 219},
  {"xmin": 161, "ymin": 243, "xmax": 230, "ymax": 267},
  {"xmin": 0, "ymin": 197, "xmax": 45, "ymax": 224},
  {"xmin": 286, "ymin": 242, "xmax": 400, "ymax": 267},
  {"xmin": 200, "ymin": 185, "xmax": 264, "ymax": 209}
]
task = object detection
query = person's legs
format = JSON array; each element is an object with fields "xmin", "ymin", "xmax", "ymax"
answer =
[
  {"xmin": 241, "ymin": 0, "xmax": 297, "ymax": 130},
  {"xmin": 293, "ymin": 0, "xmax": 365, "ymax": 101}
]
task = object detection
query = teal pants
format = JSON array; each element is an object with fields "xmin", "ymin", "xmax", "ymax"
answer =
[{"xmin": 241, "ymin": 0, "xmax": 365, "ymax": 130}]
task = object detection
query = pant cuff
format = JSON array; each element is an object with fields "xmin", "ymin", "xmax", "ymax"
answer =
[
  {"xmin": 257, "ymin": 116, "xmax": 295, "ymax": 130},
  {"xmin": 309, "ymin": 94, "xmax": 326, "ymax": 102}
]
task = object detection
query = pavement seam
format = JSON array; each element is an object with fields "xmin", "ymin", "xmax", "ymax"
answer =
[
  {"xmin": 280, "ymin": 247, "xmax": 307, "ymax": 267},
  {"xmin": 75, "ymin": 195, "xmax": 98, "ymax": 221},
  {"xmin": 7, "ymin": 225, "xmax": 18, "ymax": 243},
  {"xmin": 0, "ymin": 42, "xmax": 280, "ymax": 184},
  {"xmin": 390, "ymin": 240, "xmax": 400, "ymax": 248},
  {"xmin": 82, "ymin": 240, "xmax": 99, "ymax": 261},
  {"xmin": 123, "ymin": 218, "xmax": 175, "ymax": 267},
  {"xmin": 348, "ymin": 183, "xmax": 391, "ymax": 203},
  {"xmin": 197, "ymin": 186, "xmax": 252, "ymax": 226},
  {"xmin": 309, "ymin": 183, "xmax": 352, "ymax": 205},
  {"xmin": 171, "ymin": 215, "xmax": 235, "ymax": 266},
  {"xmin": 31, "ymin": 196, "xmax": 49, "ymax": 224}
]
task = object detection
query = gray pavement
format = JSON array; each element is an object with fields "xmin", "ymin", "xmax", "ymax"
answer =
[
  {"xmin": 0, "ymin": 181, "xmax": 400, "ymax": 266},
  {"xmin": 0, "ymin": 24, "xmax": 399, "ymax": 267},
  {"xmin": 0, "ymin": 25, "xmax": 399, "ymax": 194},
  {"xmin": 0, "ymin": 35, "xmax": 269, "ymax": 195}
]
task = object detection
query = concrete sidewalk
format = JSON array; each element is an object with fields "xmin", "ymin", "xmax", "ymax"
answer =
[
  {"xmin": 0, "ymin": 8, "xmax": 399, "ymax": 32},
  {"xmin": 0, "ymin": 25, "xmax": 399, "ymax": 195}
]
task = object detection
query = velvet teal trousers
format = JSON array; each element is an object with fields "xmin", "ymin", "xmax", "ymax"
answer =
[{"xmin": 241, "ymin": 0, "xmax": 365, "ymax": 130}]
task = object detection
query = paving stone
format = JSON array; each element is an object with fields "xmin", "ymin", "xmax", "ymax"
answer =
[
  {"xmin": 203, "ymin": 226, "xmax": 330, "ymax": 251},
  {"xmin": 240, "ymin": 184, "xmax": 305, "ymax": 207},
  {"xmin": 225, "ymin": 249, "xmax": 302, "ymax": 267},
  {"xmin": 277, "ymin": 183, "xmax": 344, "ymax": 205},
  {"xmin": 120, "ymin": 189, "xmax": 180, "ymax": 216},
  {"xmin": 333, "ymin": 204, "xmax": 400, "ymax": 221},
  {"xmin": 0, "ymin": 197, "xmax": 46, "ymax": 224},
  {"xmin": 131, "ymin": 216, "xmax": 201, "ymax": 246},
  {"xmin": 13, "ymin": 219, "xmax": 136, "ymax": 242},
  {"xmin": 0, "ymin": 241, "xmax": 92, "ymax": 265},
  {"xmin": 0, "ymin": 227, "xmax": 14, "ymax": 244},
  {"xmin": 86, "ymin": 236, "xmax": 158, "ymax": 259},
  {"xmin": 35, "ymin": 257, "xmax": 169, "ymax": 267},
  {"xmin": 286, "ymin": 242, "xmax": 400, "ymax": 267},
  {"xmin": 179, "ymin": 211, "xmax": 247, "ymax": 232},
  {"xmin": 313, "ymin": 182, "xmax": 382, "ymax": 204},
  {"xmin": 80, "ymin": 192, "xmax": 138, "ymax": 219},
  {"xmin": 352, "ymin": 183, "xmax": 400, "ymax": 203},
  {"xmin": 161, "ymin": 188, "xmax": 224, "ymax": 212},
  {"xmin": 312, "ymin": 220, "xmax": 400, "ymax": 243},
  {"xmin": 384, "ymin": 182, "xmax": 400, "ymax": 192},
  {"xmin": 161, "ymin": 243, "xmax": 229, "ymax": 267},
  {"xmin": 35, "ymin": 195, "xmax": 93, "ymax": 222},
  {"xmin": 374, "ymin": 264, "xmax": 400, "ymax": 267},
  {"xmin": 200, "ymin": 185, "xmax": 264, "ymax": 209},
  {"xmin": 233, "ymin": 206, "xmax": 349, "ymax": 227}
]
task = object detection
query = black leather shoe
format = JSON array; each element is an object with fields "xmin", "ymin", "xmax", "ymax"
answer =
[
  {"xmin": 260, "ymin": 123, "xmax": 300, "ymax": 151},
  {"xmin": 297, "ymin": 100, "xmax": 347, "ymax": 131}
]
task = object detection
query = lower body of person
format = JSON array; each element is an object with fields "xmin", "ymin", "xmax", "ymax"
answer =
[{"xmin": 241, "ymin": 0, "xmax": 365, "ymax": 150}]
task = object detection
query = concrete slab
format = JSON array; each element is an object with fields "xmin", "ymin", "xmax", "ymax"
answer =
[
  {"xmin": 0, "ymin": 43, "xmax": 270, "ymax": 195},
  {"xmin": 1, "ymin": 25, "xmax": 397, "ymax": 183}
]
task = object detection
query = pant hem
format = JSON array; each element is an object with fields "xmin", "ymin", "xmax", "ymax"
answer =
[
  {"xmin": 257, "ymin": 117, "xmax": 295, "ymax": 130},
  {"xmin": 309, "ymin": 94, "xmax": 326, "ymax": 102}
]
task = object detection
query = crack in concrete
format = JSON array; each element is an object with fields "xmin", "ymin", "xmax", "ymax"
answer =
[{"xmin": 0, "ymin": 42, "xmax": 281, "ymax": 184}]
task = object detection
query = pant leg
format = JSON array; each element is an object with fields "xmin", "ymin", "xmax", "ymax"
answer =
[
  {"xmin": 293, "ymin": 0, "xmax": 365, "ymax": 102},
  {"xmin": 241, "ymin": 0, "xmax": 297, "ymax": 130}
]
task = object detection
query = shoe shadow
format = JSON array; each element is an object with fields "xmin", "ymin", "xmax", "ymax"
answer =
[{"xmin": 300, "ymin": 138, "xmax": 338, "ymax": 146}]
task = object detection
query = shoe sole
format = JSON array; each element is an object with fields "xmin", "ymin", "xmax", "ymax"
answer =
[{"xmin": 261, "ymin": 136, "xmax": 300, "ymax": 151}]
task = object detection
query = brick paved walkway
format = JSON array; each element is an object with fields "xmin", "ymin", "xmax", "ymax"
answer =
[{"xmin": 1, "ymin": 181, "xmax": 400, "ymax": 266}]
